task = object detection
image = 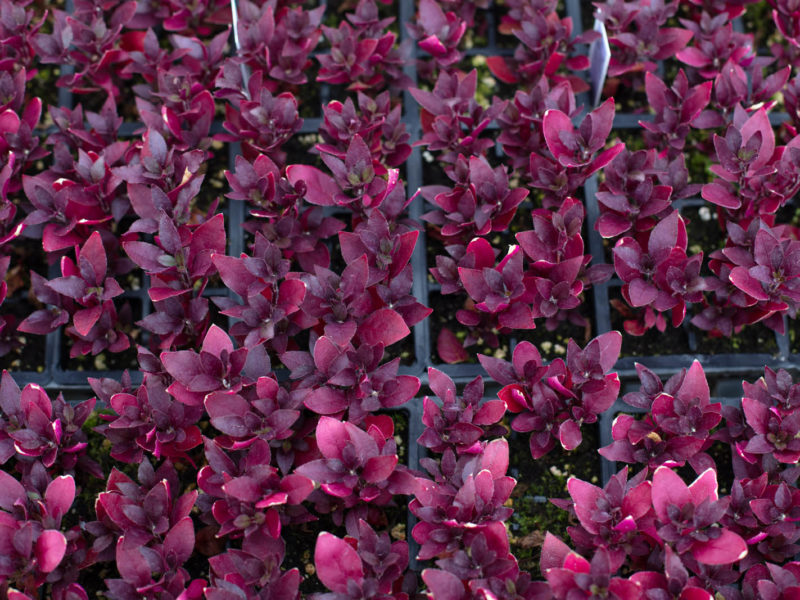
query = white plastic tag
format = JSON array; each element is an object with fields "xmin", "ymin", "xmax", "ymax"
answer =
[{"xmin": 589, "ymin": 19, "xmax": 611, "ymax": 107}]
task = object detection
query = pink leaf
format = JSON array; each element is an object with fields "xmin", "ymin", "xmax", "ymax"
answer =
[
  {"xmin": 676, "ymin": 47, "xmax": 709, "ymax": 68},
  {"xmin": 559, "ymin": 419, "xmax": 582, "ymax": 450},
  {"xmin": 466, "ymin": 238, "xmax": 496, "ymax": 268},
  {"xmin": 73, "ymin": 304, "xmax": 104, "ymax": 337},
  {"xmin": 419, "ymin": 35, "xmax": 447, "ymax": 57},
  {"xmin": 486, "ymin": 56, "xmax": 518, "ymax": 83},
  {"xmin": 648, "ymin": 210, "xmax": 681, "ymax": 257},
  {"xmin": 741, "ymin": 108, "xmax": 775, "ymax": 172},
  {"xmin": 316, "ymin": 416, "xmax": 349, "ymax": 459},
  {"xmin": 314, "ymin": 532, "xmax": 364, "ymax": 593},
  {"xmin": 164, "ymin": 516, "xmax": 195, "ymax": 565},
  {"xmin": 651, "ymin": 466, "xmax": 690, "ymax": 523},
  {"xmin": 701, "ymin": 182, "xmax": 740, "ymax": 209},
  {"xmin": 742, "ymin": 396, "xmax": 769, "ymax": 433},
  {"xmin": 35, "ymin": 529, "xmax": 67, "ymax": 573},
  {"xmin": 79, "ymin": 231, "xmax": 107, "ymax": 285},
  {"xmin": 123, "ymin": 240, "xmax": 170, "ymax": 271},
  {"xmin": 418, "ymin": 0, "xmax": 447, "ymax": 31},
  {"xmin": 115, "ymin": 537, "xmax": 151, "ymax": 587},
  {"xmin": 286, "ymin": 165, "xmax": 336, "ymax": 206},
  {"xmin": 45, "ymin": 475, "xmax": 75, "ymax": 520},
  {"xmin": 428, "ymin": 367, "xmax": 456, "ymax": 400},
  {"xmin": 474, "ymin": 399, "xmax": 506, "ymax": 425},
  {"xmin": 363, "ymin": 455, "xmax": 398, "ymax": 483},
  {"xmin": 359, "ymin": 308, "xmax": 410, "ymax": 347},
  {"xmin": 688, "ymin": 468, "xmax": 718, "ymax": 505},
  {"xmin": 644, "ymin": 72, "xmax": 669, "ymax": 113},
  {"xmin": 0, "ymin": 470, "xmax": 25, "ymax": 511},
  {"xmin": 568, "ymin": 477, "xmax": 603, "ymax": 534},
  {"xmin": 305, "ymin": 386, "xmax": 348, "ymax": 415},
  {"xmin": 677, "ymin": 361, "xmax": 710, "ymax": 406},
  {"xmin": 437, "ymin": 328, "xmax": 468, "ymax": 364},
  {"xmin": 543, "ymin": 109, "xmax": 577, "ymax": 166},
  {"xmin": 422, "ymin": 569, "xmax": 466, "ymax": 600},
  {"xmin": 280, "ymin": 474, "xmax": 315, "ymax": 505},
  {"xmin": 390, "ymin": 231, "xmax": 419, "ymax": 279},
  {"xmin": 202, "ymin": 324, "xmax": 234, "ymax": 357},
  {"xmin": 692, "ymin": 529, "xmax": 748, "ymax": 565},
  {"xmin": 480, "ymin": 438, "xmax": 509, "ymax": 478},
  {"xmin": 540, "ymin": 532, "xmax": 572, "ymax": 572},
  {"xmin": 729, "ymin": 267, "xmax": 768, "ymax": 300},
  {"xmin": 587, "ymin": 142, "xmax": 625, "ymax": 174},
  {"xmin": 653, "ymin": 28, "xmax": 693, "ymax": 60}
]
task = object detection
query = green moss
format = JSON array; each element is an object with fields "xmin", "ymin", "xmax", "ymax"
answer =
[
  {"xmin": 508, "ymin": 494, "xmax": 573, "ymax": 572},
  {"xmin": 507, "ymin": 426, "xmax": 601, "ymax": 572}
]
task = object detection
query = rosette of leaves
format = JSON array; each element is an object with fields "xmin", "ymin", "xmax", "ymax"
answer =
[
  {"xmin": 480, "ymin": 332, "xmax": 622, "ymax": 458},
  {"xmin": 218, "ymin": 71, "xmax": 303, "ymax": 165},
  {"xmin": 216, "ymin": 0, "xmax": 324, "ymax": 91},
  {"xmin": 721, "ymin": 367, "xmax": 800, "ymax": 478},
  {"xmin": 91, "ymin": 459, "xmax": 201, "ymax": 597},
  {"xmin": 600, "ymin": 361, "xmax": 721, "ymax": 472},
  {"xmin": 20, "ymin": 231, "xmax": 131, "ymax": 357},
  {"xmin": 33, "ymin": 2, "xmax": 138, "ymax": 98},
  {"xmin": 294, "ymin": 416, "xmax": 417, "ymax": 535},
  {"xmin": 410, "ymin": 70, "xmax": 507, "ymax": 163},
  {"xmin": 595, "ymin": 0, "xmax": 693, "ymax": 76},
  {"xmin": 530, "ymin": 98, "xmax": 624, "ymax": 206},
  {"xmin": 422, "ymin": 154, "xmax": 528, "ymax": 245},
  {"xmin": 159, "ymin": 324, "xmax": 271, "ymax": 407},
  {"xmin": 318, "ymin": 0, "xmax": 409, "ymax": 92},
  {"xmin": 318, "ymin": 92, "xmax": 412, "ymax": 169},
  {"xmin": 0, "ymin": 470, "xmax": 81, "ymax": 598},
  {"xmin": 557, "ymin": 468, "xmax": 654, "ymax": 572},
  {"xmin": 407, "ymin": 0, "xmax": 467, "ymax": 68},
  {"xmin": 313, "ymin": 520, "xmax": 411, "ymax": 599},
  {"xmin": 418, "ymin": 368, "xmax": 506, "ymax": 455},
  {"xmin": 496, "ymin": 78, "xmax": 578, "ymax": 175},
  {"xmin": 594, "ymin": 148, "xmax": 674, "ymax": 241},
  {"xmin": 486, "ymin": 0, "xmax": 596, "ymax": 92},
  {"xmin": 457, "ymin": 245, "xmax": 537, "ymax": 332},
  {"xmin": 197, "ymin": 437, "xmax": 313, "ymax": 540},
  {"xmin": 543, "ymin": 467, "xmax": 749, "ymax": 599},
  {"xmin": 204, "ymin": 530, "xmax": 301, "ymax": 600},
  {"xmin": 612, "ymin": 210, "xmax": 705, "ymax": 334},
  {"xmin": 410, "ymin": 439, "xmax": 515, "ymax": 562}
]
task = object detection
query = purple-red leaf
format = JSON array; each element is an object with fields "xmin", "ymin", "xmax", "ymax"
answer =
[
  {"xmin": 286, "ymin": 165, "xmax": 336, "ymax": 206},
  {"xmin": 692, "ymin": 529, "xmax": 748, "ymax": 565},
  {"xmin": 314, "ymin": 532, "xmax": 364, "ymax": 593},
  {"xmin": 360, "ymin": 308, "xmax": 410, "ymax": 346},
  {"xmin": 35, "ymin": 530, "xmax": 67, "ymax": 573}
]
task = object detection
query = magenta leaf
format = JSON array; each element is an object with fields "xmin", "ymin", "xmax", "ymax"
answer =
[
  {"xmin": 314, "ymin": 532, "xmax": 364, "ymax": 593},
  {"xmin": 35, "ymin": 529, "xmax": 67, "ymax": 573},
  {"xmin": 692, "ymin": 530, "xmax": 748, "ymax": 565},
  {"xmin": 558, "ymin": 419, "xmax": 582, "ymax": 450},
  {"xmin": 422, "ymin": 569, "xmax": 466, "ymax": 600},
  {"xmin": 286, "ymin": 165, "xmax": 336, "ymax": 206},
  {"xmin": 359, "ymin": 308, "xmax": 410, "ymax": 346},
  {"xmin": 0, "ymin": 470, "xmax": 25, "ymax": 511},
  {"xmin": 437, "ymin": 328, "xmax": 468, "ymax": 363},
  {"xmin": 45, "ymin": 475, "xmax": 76, "ymax": 520},
  {"xmin": 651, "ymin": 466, "xmax": 690, "ymax": 522},
  {"xmin": 164, "ymin": 516, "xmax": 195, "ymax": 565}
]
